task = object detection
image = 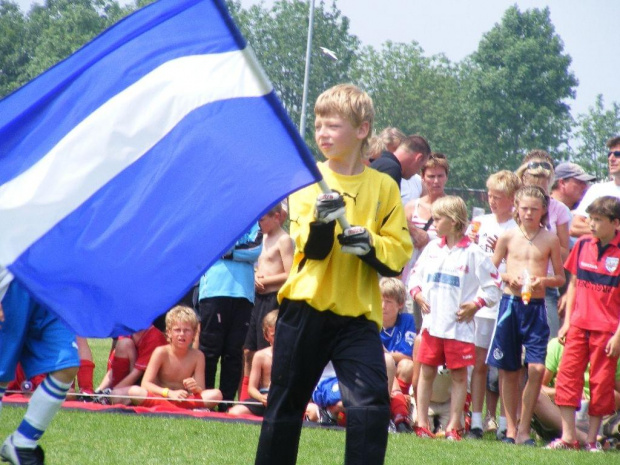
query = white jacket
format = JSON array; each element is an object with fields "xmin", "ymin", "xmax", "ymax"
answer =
[{"xmin": 408, "ymin": 236, "xmax": 502, "ymax": 343}]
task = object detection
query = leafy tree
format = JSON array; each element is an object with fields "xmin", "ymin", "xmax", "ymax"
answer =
[
  {"xmin": 353, "ymin": 42, "xmax": 471, "ymax": 186},
  {"xmin": 22, "ymin": 0, "xmax": 130, "ymax": 82},
  {"xmin": 227, "ymin": 0, "xmax": 360, "ymax": 153},
  {"xmin": 463, "ymin": 6, "xmax": 578, "ymax": 182},
  {"xmin": 572, "ymin": 95, "xmax": 620, "ymax": 179},
  {"xmin": 0, "ymin": 0, "xmax": 28, "ymax": 97}
]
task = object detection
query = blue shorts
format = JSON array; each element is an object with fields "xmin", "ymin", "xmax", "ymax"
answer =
[
  {"xmin": 486, "ymin": 295, "xmax": 549, "ymax": 372},
  {"xmin": 0, "ymin": 280, "xmax": 79, "ymax": 382},
  {"xmin": 312, "ymin": 376, "xmax": 341, "ymax": 408}
]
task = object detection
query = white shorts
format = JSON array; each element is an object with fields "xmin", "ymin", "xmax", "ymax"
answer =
[{"xmin": 474, "ymin": 316, "xmax": 496, "ymax": 349}]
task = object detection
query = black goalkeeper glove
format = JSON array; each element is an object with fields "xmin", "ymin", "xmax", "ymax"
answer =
[
  {"xmin": 337, "ymin": 226, "xmax": 371, "ymax": 255},
  {"xmin": 315, "ymin": 191, "xmax": 345, "ymax": 223}
]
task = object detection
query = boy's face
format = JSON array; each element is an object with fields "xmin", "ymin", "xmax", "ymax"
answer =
[
  {"xmin": 588, "ymin": 213, "xmax": 619, "ymax": 242},
  {"xmin": 487, "ymin": 189, "xmax": 513, "ymax": 217},
  {"xmin": 314, "ymin": 114, "xmax": 369, "ymax": 161},
  {"xmin": 167, "ymin": 321, "xmax": 195, "ymax": 348},
  {"xmin": 433, "ymin": 214, "xmax": 457, "ymax": 238},
  {"xmin": 517, "ymin": 196, "xmax": 545, "ymax": 227},
  {"xmin": 259, "ymin": 213, "xmax": 279, "ymax": 234},
  {"xmin": 381, "ymin": 296, "xmax": 402, "ymax": 326},
  {"xmin": 263, "ymin": 326, "xmax": 276, "ymax": 345}
]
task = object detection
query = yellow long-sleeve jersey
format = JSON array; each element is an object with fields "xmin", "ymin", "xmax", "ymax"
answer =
[{"xmin": 278, "ymin": 163, "xmax": 413, "ymax": 328}]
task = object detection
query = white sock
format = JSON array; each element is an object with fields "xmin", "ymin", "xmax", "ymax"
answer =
[
  {"xmin": 471, "ymin": 412, "xmax": 483, "ymax": 430},
  {"xmin": 13, "ymin": 375, "xmax": 71, "ymax": 448},
  {"xmin": 498, "ymin": 416, "xmax": 507, "ymax": 432}
]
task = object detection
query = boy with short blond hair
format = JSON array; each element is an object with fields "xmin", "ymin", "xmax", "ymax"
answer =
[
  {"xmin": 409, "ymin": 196, "xmax": 501, "ymax": 440},
  {"xmin": 549, "ymin": 196, "xmax": 620, "ymax": 451},
  {"xmin": 487, "ymin": 185, "xmax": 566, "ymax": 445},
  {"xmin": 467, "ymin": 170, "xmax": 520, "ymax": 439},
  {"xmin": 255, "ymin": 84, "xmax": 412, "ymax": 465},
  {"xmin": 126, "ymin": 305, "xmax": 222, "ymax": 410}
]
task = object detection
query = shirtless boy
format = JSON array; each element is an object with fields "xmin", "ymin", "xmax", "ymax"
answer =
[
  {"xmin": 487, "ymin": 185, "xmax": 566, "ymax": 445},
  {"xmin": 241, "ymin": 203, "xmax": 292, "ymax": 398},
  {"xmin": 125, "ymin": 306, "xmax": 222, "ymax": 409},
  {"xmin": 229, "ymin": 309, "xmax": 277, "ymax": 417}
]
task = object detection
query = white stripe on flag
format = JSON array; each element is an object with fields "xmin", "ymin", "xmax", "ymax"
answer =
[{"xmin": 0, "ymin": 47, "xmax": 272, "ymax": 266}]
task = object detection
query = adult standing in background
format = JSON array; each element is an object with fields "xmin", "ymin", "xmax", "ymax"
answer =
[
  {"xmin": 370, "ymin": 134, "xmax": 430, "ymax": 188},
  {"xmin": 570, "ymin": 136, "xmax": 620, "ymax": 238},
  {"xmin": 550, "ymin": 162, "xmax": 595, "ymax": 211},
  {"xmin": 402, "ymin": 153, "xmax": 449, "ymax": 330}
]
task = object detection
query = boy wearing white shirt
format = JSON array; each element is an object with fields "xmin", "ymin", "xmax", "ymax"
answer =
[{"xmin": 409, "ymin": 196, "xmax": 501, "ymax": 440}]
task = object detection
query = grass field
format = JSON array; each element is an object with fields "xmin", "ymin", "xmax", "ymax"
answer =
[{"xmin": 1, "ymin": 339, "xmax": 616, "ymax": 464}]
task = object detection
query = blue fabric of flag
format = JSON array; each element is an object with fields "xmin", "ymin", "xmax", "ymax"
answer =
[{"xmin": 0, "ymin": 0, "xmax": 320, "ymax": 337}]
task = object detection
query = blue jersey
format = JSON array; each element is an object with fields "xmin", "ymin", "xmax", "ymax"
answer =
[
  {"xmin": 380, "ymin": 313, "xmax": 416, "ymax": 356},
  {"xmin": 198, "ymin": 223, "xmax": 262, "ymax": 303}
]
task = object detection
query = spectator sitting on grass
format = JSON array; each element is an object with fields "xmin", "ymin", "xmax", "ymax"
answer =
[
  {"xmin": 95, "ymin": 324, "xmax": 167, "ymax": 399},
  {"xmin": 229, "ymin": 310, "xmax": 278, "ymax": 417},
  {"xmin": 121, "ymin": 305, "xmax": 222, "ymax": 409}
]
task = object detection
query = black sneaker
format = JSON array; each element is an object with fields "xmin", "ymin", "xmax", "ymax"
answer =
[
  {"xmin": 92, "ymin": 388, "xmax": 112, "ymax": 405},
  {"xmin": 395, "ymin": 421, "xmax": 413, "ymax": 434},
  {"xmin": 466, "ymin": 427, "xmax": 484, "ymax": 439},
  {"xmin": 317, "ymin": 407, "xmax": 336, "ymax": 426},
  {"xmin": 1, "ymin": 435, "xmax": 45, "ymax": 465}
]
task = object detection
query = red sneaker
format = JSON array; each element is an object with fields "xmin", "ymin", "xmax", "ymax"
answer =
[
  {"xmin": 413, "ymin": 426, "xmax": 436, "ymax": 439},
  {"xmin": 545, "ymin": 438, "xmax": 579, "ymax": 450},
  {"xmin": 446, "ymin": 429, "xmax": 462, "ymax": 441}
]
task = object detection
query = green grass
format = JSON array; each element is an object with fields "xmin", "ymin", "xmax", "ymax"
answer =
[{"xmin": 1, "ymin": 339, "xmax": 616, "ymax": 464}]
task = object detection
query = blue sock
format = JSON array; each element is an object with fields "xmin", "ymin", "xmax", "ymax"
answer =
[{"xmin": 13, "ymin": 375, "xmax": 71, "ymax": 448}]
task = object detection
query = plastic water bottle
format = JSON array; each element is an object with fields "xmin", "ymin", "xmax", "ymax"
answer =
[{"xmin": 521, "ymin": 269, "xmax": 532, "ymax": 305}]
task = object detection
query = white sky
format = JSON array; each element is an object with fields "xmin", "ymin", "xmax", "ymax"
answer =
[{"xmin": 16, "ymin": 0, "xmax": 620, "ymax": 119}]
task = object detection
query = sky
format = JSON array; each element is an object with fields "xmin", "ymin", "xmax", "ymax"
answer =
[{"xmin": 15, "ymin": 0, "xmax": 620, "ymax": 119}]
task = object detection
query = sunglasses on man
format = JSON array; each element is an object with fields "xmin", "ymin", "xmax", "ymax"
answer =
[{"xmin": 608, "ymin": 151, "xmax": 620, "ymax": 158}]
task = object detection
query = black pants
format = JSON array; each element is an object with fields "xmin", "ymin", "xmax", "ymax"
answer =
[
  {"xmin": 255, "ymin": 299, "xmax": 390, "ymax": 465},
  {"xmin": 198, "ymin": 296, "xmax": 252, "ymax": 405}
]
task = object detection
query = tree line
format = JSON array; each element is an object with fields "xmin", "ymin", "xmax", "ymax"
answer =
[{"xmin": 2, "ymin": 0, "xmax": 619, "ymax": 187}]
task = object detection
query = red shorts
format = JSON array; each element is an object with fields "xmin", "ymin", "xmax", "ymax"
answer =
[
  {"xmin": 140, "ymin": 392, "xmax": 204, "ymax": 410},
  {"xmin": 416, "ymin": 330, "xmax": 476, "ymax": 369},
  {"xmin": 555, "ymin": 326, "xmax": 618, "ymax": 417}
]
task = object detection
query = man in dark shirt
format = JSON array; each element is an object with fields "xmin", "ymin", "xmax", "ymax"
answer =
[{"xmin": 371, "ymin": 134, "xmax": 431, "ymax": 187}]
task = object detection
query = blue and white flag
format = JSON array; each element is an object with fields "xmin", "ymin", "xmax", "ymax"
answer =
[{"xmin": 0, "ymin": 0, "xmax": 320, "ymax": 337}]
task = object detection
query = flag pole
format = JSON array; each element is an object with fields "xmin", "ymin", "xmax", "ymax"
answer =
[{"xmin": 299, "ymin": 0, "xmax": 350, "ymax": 231}]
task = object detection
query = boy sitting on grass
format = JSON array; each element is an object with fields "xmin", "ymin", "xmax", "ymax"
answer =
[
  {"xmin": 124, "ymin": 306, "xmax": 221, "ymax": 410},
  {"xmin": 229, "ymin": 310, "xmax": 278, "ymax": 417}
]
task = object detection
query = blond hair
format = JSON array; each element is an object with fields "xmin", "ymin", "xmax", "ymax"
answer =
[
  {"xmin": 513, "ymin": 185, "xmax": 549, "ymax": 226},
  {"xmin": 516, "ymin": 150, "xmax": 555, "ymax": 188},
  {"xmin": 486, "ymin": 170, "xmax": 521, "ymax": 197},
  {"xmin": 315, "ymin": 84, "xmax": 374, "ymax": 153},
  {"xmin": 379, "ymin": 277, "xmax": 406, "ymax": 308},
  {"xmin": 379, "ymin": 127, "xmax": 406, "ymax": 152},
  {"xmin": 262, "ymin": 309, "xmax": 279, "ymax": 334},
  {"xmin": 431, "ymin": 195, "xmax": 468, "ymax": 234},
  {"xmin": 165, "ymin": 305, "xmax": 198, "ymax": 332}
]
